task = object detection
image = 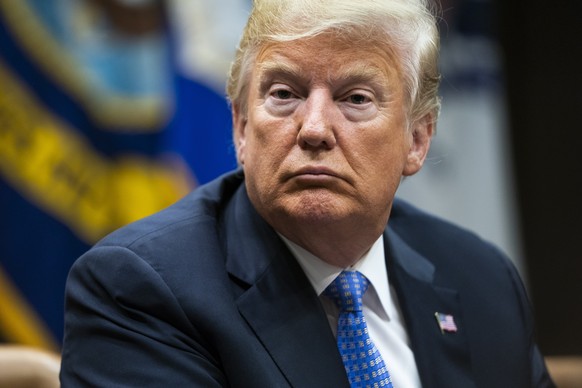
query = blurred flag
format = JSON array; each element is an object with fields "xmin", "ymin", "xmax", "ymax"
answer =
[
  {"xmin": 163, "ymin": 0, "xmax": 249, "ymax": 184},
  {"xmin": 0, "ymin": 0, "xmax": 247, "ymax": 349}
]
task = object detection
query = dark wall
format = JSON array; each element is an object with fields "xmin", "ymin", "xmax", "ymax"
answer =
[{"xmin": 497, "ymin": 1, "xmax": 582, "ymax": 355}]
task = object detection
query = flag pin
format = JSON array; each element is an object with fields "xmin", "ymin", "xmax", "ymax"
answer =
[{"xmin": 434, "ymin": 312, "xmax": 458, "ymax": 334}]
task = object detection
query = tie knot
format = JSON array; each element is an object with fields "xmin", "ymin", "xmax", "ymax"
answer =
[{"xmin": 323, "ymin": 271, "xmax": 369, "ymax": 312}]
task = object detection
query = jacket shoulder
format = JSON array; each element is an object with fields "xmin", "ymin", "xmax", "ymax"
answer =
[
  {"xmin": 94, "ymin": 170, "xmax": 244, "ymax": 250},
  {"xmin": 389, "ymin": 197, "xmax": 518, "ymax": 282},
  {"xmin": 390, "ymin": 198, "xmax": 502, "ymax": 255}
]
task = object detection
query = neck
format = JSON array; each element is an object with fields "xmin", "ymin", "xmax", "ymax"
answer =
[{"xmin": 275, "ymin": 220, "xmax": 386, "ymax": 268}]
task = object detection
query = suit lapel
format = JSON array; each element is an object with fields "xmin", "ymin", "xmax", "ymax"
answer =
[
  {"xmin": 221, "ymin": 184, "xmax": 476, "ymax": 387},
  {"xmin": 385, "ymin": 228, "xmax": 477, "ymax": 388},
  {"xmin": 223, "ymin": 187, "xmax": 349, "ymax": 388}
]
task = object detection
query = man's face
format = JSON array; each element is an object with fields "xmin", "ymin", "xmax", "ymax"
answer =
[{"xmin": 234, "ymin": 34, "xmax": 431, "ymax": 234}]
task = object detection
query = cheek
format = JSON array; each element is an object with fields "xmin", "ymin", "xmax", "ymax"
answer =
[
  {"xmin": 352, "ymin": 127, "xmax": 409, "ymax": 169},
  {"xmin": 347, "ymin": 128, "xmax": 411, "ymax": 198},
  {"xmin": 248, "ymin": 113, "xmax": 298, "ymax": 157},
  {"xmin": 242, "ymin": 126, "xmax": 290, "ymax": 186}
]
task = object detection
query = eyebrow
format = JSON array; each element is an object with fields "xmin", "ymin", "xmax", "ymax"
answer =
[
  {"xmin": 332, "ymin": 63, "xmax": 392, "ymax": 91},
  {"xmin": 257, "ymin": 58, "xmax": 394, "ymax": 99},
  {"xmin": 257, "ymin": 60, "xmax": 307, "ymax": 94},
  {"xmin": 259, "ymin": 60, "xmax": 304, "ymax": 80}
]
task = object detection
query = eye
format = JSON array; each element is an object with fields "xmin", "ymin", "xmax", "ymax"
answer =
[
  {"xmin": 347, "ymin": 93, "xmax": 370, "ymax": 105},
  {"xmin": 272, "ymin": 89, "xmax": 294, "ymax": 100},
  {"xmin": 265, "ymin": 85, "xmax": 300, "ymax": 116},
  {"xmin": 338, "ymin": 89, "xmax": 379, "ymax": 121}
]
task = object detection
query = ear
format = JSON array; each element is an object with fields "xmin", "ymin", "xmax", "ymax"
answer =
[
  {"xmin": 232, "ymin": 104, "xmax": 248, "ymax": 165},
  {"xmin": 403, "ymin": 114, "xmax": 434, "ymax": 176}
]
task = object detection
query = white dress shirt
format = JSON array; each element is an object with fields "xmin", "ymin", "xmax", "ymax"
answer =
[{"xmin": 280, "ymin": 235, "xmax": 422, "ymax": 388}]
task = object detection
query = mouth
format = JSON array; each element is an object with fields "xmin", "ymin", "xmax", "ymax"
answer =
[
  {"xmin": 296, "ymin": 166, "xmax": 337, "ymax": 176},
  {"xmin": 287, "ymin": 166, "xmax": 346, "ymax": 184}
]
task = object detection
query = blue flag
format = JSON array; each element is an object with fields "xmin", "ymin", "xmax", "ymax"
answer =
[{"xmin": 0, "ymin": 0, "xmax": 245, "ymax": 349}]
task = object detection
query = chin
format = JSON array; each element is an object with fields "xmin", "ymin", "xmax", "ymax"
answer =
[{"xmin": 280, "ymin": 190, "xmax": 352, "ymax": 224}]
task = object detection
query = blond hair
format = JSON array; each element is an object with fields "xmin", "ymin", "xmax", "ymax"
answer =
[{"xmin": 227, "ymin": 0, "xmax": 441, "ymax": 128}]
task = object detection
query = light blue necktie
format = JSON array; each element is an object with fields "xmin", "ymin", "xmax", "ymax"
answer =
[{"xmin": 324, "ymin": 271, "xmax": 393, "ymax": 388}]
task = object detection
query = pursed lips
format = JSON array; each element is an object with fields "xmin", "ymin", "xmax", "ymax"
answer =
[{"xmin": 288, "ymin": 166, "xmax": 349, "ymax": 184}]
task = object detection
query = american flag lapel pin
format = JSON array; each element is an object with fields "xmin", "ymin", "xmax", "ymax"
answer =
[{"xmin": 434, "ymin": 312, "xmax": 458, "ymax": 334}]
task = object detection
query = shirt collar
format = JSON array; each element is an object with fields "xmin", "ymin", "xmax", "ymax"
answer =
[{"xmin": 279, "ymin": 234, "xmax": 392, "ymax": 319}]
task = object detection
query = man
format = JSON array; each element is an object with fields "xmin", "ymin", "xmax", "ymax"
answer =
[{"xmin": 60, "ymin": 0, "xmax": 554, "ymax": 387}]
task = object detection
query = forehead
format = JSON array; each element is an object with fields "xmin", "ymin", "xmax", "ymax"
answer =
[{"xmin": 254, "ymin": 34, "xmax": 402, "ymax": 86}]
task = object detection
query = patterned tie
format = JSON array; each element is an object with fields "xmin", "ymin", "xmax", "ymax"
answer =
[{"xmin": 323, "ymin": 271, "xmax": 393, "ymax": 388}]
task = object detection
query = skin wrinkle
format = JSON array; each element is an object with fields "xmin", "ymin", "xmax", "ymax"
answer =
[
  {"xmin": 234, "ymin": 34, "xmax": 433, "ymax": 268},
  {"xmin": 255, "ymin": 35, "xmax": 404, "ymax": 108}
]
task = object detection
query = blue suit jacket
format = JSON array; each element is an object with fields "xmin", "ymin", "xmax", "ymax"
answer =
[{"xmin": 60, "ymin": 171, "xmax": 554, "ymax": 387}]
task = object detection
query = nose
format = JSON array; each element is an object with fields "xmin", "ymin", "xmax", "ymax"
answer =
[{"xmin": 297, "ymin": 90, "xmax": 337, "ymax": 150}]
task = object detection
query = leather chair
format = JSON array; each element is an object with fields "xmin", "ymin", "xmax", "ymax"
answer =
[
  {"xmin": 0, "ymin": 345, "xmax": 60, "ymax": 388},
  {"xmin": 546, "ymin": 356, "xmax": 582, "ymax": 388},
  {"xmin": 2, "ymin": 344, "xmax": 580, "ymax": 387}
]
